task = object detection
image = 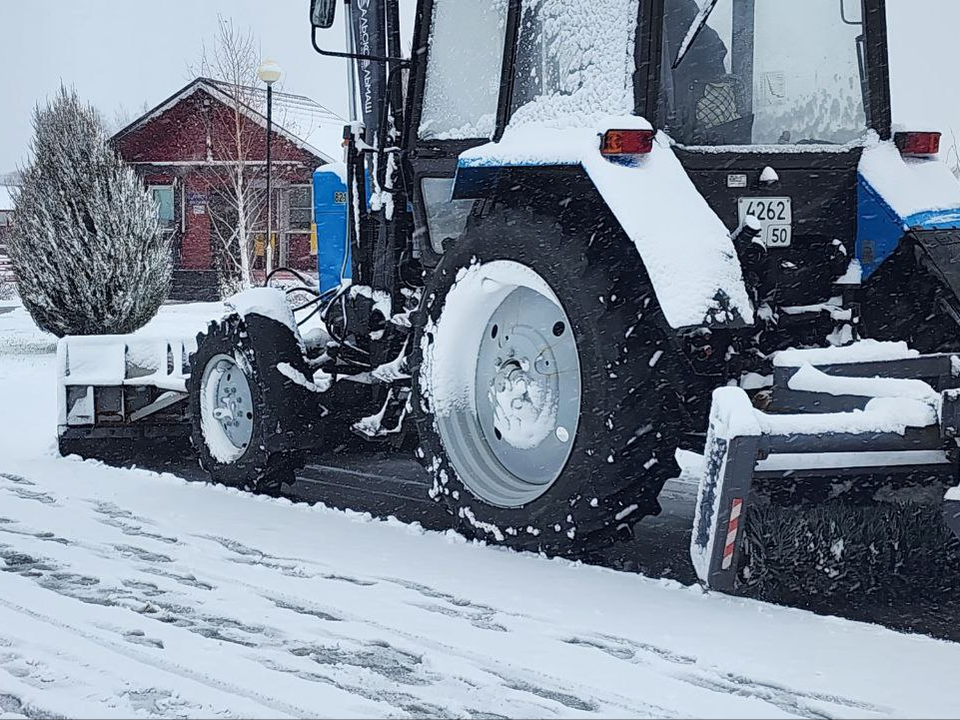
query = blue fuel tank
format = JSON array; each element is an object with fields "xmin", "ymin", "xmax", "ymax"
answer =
[{"xmin": 313, "ymin": 163, "xmax": 350, "ymax": 295}]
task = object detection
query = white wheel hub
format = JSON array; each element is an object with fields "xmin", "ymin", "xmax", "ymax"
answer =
[
  {"xmin": 425, "ymin": 260, "xmax": 582, "ymax": 508},
  {"xmin": 199, "ymin": 353, "xmax": 254, "ymax": 464}
]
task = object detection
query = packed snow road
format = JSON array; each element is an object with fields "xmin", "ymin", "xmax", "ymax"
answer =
[{"xmin": 2, "ymin": 303, "xmax": 960, "ymax": 719}]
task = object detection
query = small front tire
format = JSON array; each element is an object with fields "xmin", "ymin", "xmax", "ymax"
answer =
[{"xmin": 188, "ymin": 313, "xmax": 315, "ymax": 493}]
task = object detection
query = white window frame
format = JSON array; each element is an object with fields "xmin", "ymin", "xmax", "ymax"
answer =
[
  {"xmin": 148, "ymin": 184, "xmax": 178, "ymax": 233},
  {"xmin": 286, "ymin": 184, "xmax": 314, "ymax": 234}
]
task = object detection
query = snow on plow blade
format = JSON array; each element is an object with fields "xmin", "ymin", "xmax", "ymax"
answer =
[
  {"xmin": 693, "ymin": 342, "xmax": 960, "ymax": 593},
  {"xmin": 57, "ymin": 334, "xmax": 193, "ymax": 450}
]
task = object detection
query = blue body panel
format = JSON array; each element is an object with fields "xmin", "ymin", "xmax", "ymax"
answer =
[
  {"xmin": 857, "ymin": 174, "xmax": 960, "ymax": 280},
  {"xmin": 313, "ymin": 167, "xmax": 350, "ymax": 294},
  {"xmin": 856, "ymin": 176, "xmax": 904, "ymax": 280}
]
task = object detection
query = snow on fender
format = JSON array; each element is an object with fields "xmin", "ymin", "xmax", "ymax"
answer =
[
  {"xmin": 225, "ymin": 287, "xmax": 301, "ymax": 340},
  {"xmin": 457, "ymin": 118, "xmax": 754, "ymax": 330}
]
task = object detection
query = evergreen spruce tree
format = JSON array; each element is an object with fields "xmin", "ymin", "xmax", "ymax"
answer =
[{"xmin": 9, "ymin": 86, "xmax": 171, "ymax": 337}]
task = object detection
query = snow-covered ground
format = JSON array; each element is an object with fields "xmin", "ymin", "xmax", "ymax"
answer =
[{"xmin": 3, "ymin": 302, "xmax": 960, "ymax": 719}]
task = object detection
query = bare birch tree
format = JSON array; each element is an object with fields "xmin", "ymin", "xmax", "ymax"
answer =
[
  {"xmin": 949, "ymin": 128, "xmax": 960, "ymax": 180},
  {"xmin": 190, "ymin": 16, "xmax": 270, "ymax": 292}
]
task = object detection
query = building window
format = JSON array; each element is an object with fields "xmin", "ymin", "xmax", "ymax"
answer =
[
  {"xmin": 287, "ymin": 185, "xmax": 313, "ymax": 232},
  {"xmin": 149, "ymin": 185, "xmax": 176, "ymax": 231}
]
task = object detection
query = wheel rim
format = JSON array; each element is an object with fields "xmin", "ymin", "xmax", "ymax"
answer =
[
  {"xmin": 199, "ymin": 353, "xmax": 254, "ymax": 463},
  {"xmin": 428, "ymin": 261, "xmax": 581, "ymax": 508}
]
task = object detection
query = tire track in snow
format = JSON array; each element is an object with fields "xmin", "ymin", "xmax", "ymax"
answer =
[
  {"xmin": 96, "ymin": 500, "xmax": 842, "ymax": 718},
  {"xmin": 144, "ymin": 535, "xmax": 648, "ymax": 717},
  {"xmin": 561, "ymin": 634, "xmax": 890, "ymax": 719},
  {"xmin": 0, "ymin": 589, "xmax": 328, "ymax": 719},
  {"xmin": 0, "ymin": 509, "xmax": 484, "ymax": 717},
  {"xmin": 182, "ymin": 554, "xmax": 668, "ymax": 717},
  {"xmin": 0, "ymin": 506, "xmax": 387, "ymax": 716},
  {"xmin": 0, "ymin": 471, "xmax": 917, "ymax": 718}
]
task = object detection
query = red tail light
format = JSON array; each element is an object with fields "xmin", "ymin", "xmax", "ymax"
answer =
[
  {"xmin": 600, "ymin": 129, "xmax": 655, "ymax": 157},
  {"xmin": 895, "ymin": 131, "xmax": 941, "ymax": 156}
]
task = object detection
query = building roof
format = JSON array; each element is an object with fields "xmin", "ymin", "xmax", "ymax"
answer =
[
  {"xmin": 204, "ymin": 79, "xmax": 345, "ymax": 160},
  {"xmin": 112, "ymin": 77, "xmax": 346, "ymax": 164}
]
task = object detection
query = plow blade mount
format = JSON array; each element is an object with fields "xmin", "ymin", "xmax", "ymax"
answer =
[
  {"xmin": 57, "ymin": 335, "xmax": 192, "ymax": 454},
  {"xmin": 693, "ymin": 342, "xmax": 960, "ymax": 593}
]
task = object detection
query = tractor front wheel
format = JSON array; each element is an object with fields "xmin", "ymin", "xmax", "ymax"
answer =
[{"xmin": 188, "ymin": 313, "xmax": 315, "ymax": 494}]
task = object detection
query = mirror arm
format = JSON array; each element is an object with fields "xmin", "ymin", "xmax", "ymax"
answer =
[{"xmin": 311, "ymin": 27, "xmax": 410, "ymax": 66}]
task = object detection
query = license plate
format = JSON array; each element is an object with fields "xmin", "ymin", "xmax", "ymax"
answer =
[{"xmin": 738, "ymin": 197, "xmax": 792, "ymax": 247}]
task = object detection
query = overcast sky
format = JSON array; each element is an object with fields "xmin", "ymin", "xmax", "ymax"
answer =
[{"xmin": 1, "ymin": 0, "xmax": 958, "ymax": 172}]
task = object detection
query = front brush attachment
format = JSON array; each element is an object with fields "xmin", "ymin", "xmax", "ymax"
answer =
[{"xmin": 692, "ymin": 342, "xmax": 960, "ymax": 598}]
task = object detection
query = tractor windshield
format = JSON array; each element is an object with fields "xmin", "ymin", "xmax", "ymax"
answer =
[{"xmin": 661, "ymin": 0, "xmax": 869, "ymax": 147}]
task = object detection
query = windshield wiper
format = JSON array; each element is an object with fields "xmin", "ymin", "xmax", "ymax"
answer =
[{"xmin": 673, "ymin": 0, "xmax": 722, "ymax": 69}]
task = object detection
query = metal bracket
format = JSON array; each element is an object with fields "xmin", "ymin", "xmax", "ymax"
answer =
[{"xmin": 128, "ymin": 391, "xmax": 188, "ymax": 423}]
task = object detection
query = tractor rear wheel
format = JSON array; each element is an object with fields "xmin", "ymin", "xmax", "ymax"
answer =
[{"xmin": 410, "ymin": 203, "xmax": 681, "ymax": 555}]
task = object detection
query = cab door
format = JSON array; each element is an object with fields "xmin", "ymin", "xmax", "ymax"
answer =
[{"xmin": 404, "ymin": 0, "xmax": 516, "ymax": 265}]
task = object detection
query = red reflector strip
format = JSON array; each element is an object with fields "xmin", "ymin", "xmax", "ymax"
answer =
[
  {"xmin": 895, "ymin": 131, "xmax": 941, "ymax": 156},
  {"xmin": 601, "ymin": 129, "xmax": 655, "ymax": 156},
  {"xmin": 721, "ymin": 498, "xmax": 743, "ymax": 570}
]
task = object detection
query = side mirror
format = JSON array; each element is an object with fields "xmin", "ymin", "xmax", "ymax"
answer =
[
  {"xmin": 840, "ymin": 0, "xmax": 863, "ymax": 25},
  {"xmin": 311, "ymin": 0, "xmax": 338, "ymax": 29}
]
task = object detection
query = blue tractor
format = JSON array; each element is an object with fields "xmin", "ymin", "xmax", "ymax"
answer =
[{"xmin": 60, "ymin": 0, "xmax": 960, "ymax": 598}]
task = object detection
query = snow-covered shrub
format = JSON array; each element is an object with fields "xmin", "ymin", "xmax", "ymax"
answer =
[{"xmin": 8, "ymin": 86, "xmax": 171, "ymax": 337}]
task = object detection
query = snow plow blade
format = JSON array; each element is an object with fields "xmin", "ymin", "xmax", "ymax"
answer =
[
  {"xmin": 693, "ymin": 342, "xmax": 960, "ymax": 594},
  {"xmin": 57, "ymin": 334, "xmax": 192, "ymax": 456}
]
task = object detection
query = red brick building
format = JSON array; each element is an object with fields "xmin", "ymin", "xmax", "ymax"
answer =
[{"xmin": 113, "ymin": 77, "xmax": 343, "ymax": 300}]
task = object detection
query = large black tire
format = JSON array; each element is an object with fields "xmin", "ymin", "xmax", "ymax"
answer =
[
  {"xmin": 187, "ymin": 313, "xmax": 317, "ymax": 493},
  {"xmin": 410, "ymin": 200, "xmax": 682, "ymax": 556}
]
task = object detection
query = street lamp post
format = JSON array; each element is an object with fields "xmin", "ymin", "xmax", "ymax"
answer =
[{"xmin": 257, "ymin": 59, "xmax": 282, "ymax": 278}]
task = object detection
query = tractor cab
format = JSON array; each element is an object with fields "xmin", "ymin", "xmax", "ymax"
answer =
[
  {"xmin": 660, "ymin": 0, "xmax": 881, "ymax": 149},
  {"xmin": 661, "ymin": 0, "xmax": 891, "ymax": 316},
  {"xmin": 310, "ymin": 0, "xmax": 906, "ymax": 322}
]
